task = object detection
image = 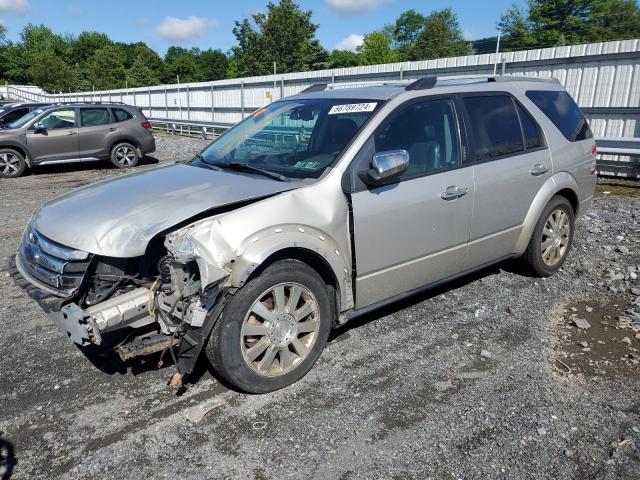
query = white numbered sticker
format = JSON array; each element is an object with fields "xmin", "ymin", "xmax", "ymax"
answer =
[{"xmin": 328, "ymin": 103, "xmax": 377, "ymax": 115}]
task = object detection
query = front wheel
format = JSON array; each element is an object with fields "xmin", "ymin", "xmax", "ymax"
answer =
[
  {"xmin": 110, "ymin": 142, "xmax": 139, "ymax": 169},
  {"xmin": 206, "ymin": 259, "xmax": 333, "ymax": 393},
  {"xmin": 522, "ymin": 195, "xmax": 575, "ymax": 277}
]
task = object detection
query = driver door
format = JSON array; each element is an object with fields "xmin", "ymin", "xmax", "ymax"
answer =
[
  {"xmin": 26, "ymin": 108, "xmax": 79, "ymax": 164},
  {"xmin": 349, "ymin": 98, "xmax": 473, "ymax": 308}
]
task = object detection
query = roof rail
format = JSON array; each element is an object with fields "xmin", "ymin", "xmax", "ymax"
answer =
[
  {"xmin": 299, "ymin": 84, "xmax": 327, "ymax": 94},
  {"xmin": 405, "ymin": 74, "xmax": 560, "ymax": 90}
]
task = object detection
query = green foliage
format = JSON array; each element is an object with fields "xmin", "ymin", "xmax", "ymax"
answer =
[
  {"xmin": 87, "ymin": 45, "xmax": 127, "ymax": 89},
  {"xmin": 414, "ymin": 9, "xmax": 472, "ymax": 60},
  {"xmin": 231, "ymin": 0, "xmax": 328, "ymax": 75},
  {"xmin": 357, "ymin": 31, "xmax": 397, "ymax": 65},
  {"xmin": 499, "ymin": 0, "xmax": 640, "ymax": 50},
  {"xmin": 328, "ymin": 50, "xmax": 360, "ymax": 68}
]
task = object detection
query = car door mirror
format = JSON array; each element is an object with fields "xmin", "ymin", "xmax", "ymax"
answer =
[
  {"xmin": 360, "ymin": 149, "xmax": 410, "ymax": 185},
  {"xmin": 33, "ymin": 123, "xmax": 46, "ymax": 134}
]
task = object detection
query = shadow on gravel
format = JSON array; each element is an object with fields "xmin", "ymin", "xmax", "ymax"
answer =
[
  {"xmin": 29, "ymin": 155, "xmax": 160, "ymax": 176},
  {"xmin": 330, "ymin": 262, "xmax": 505, "ymax": 341},
  {"xmin": 0, "ymin": 435, "xmax": 16, "ymax": 480}
]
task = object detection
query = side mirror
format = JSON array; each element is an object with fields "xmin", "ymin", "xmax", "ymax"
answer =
[
  {"xmin": 361, "ymin": 149, "xmax": 410, "ymax": 185},
  {"xmin": 33, "ymin": 123, "xmax": 46, "ymax": 134}
]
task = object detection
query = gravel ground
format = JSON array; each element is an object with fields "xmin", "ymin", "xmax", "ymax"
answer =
[{"xmin": 1, "ymin": 133, "xmax": 639, "ymax": 479}]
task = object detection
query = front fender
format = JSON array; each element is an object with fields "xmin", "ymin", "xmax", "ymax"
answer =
[
  {"xmin": 229, "ymin": 225, "xmax": 354, "ymax": 310},
  {"xmin": 513, "ymin": 172, "xmax": 579, "ymax": 254}
]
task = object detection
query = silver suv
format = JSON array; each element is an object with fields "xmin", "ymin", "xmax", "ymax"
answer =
[
  {"xmin": 0, "ymin": 103, "xmax": 156, "ymax": 177},
  {"xmin": 11, "ymin": 75, "xmax": 596, "ymax": 393}
]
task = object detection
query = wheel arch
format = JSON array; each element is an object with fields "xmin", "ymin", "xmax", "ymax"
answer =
[
  {"xmin": 109, "ymin": 137, "xmax": 142, "ymax": 156},
  {"xmin": 513, "ymin": 172, "xmax": 580, "ymax": 254},
  {"xmin": 0, "ymin": 144, "xmax": 31, "ymax": 167}
]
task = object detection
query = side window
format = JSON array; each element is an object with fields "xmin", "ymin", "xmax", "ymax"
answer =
[
  {"xmin": 462, "ymin": 95, "xmax": 523, "ymax": 161},
  {"xmin": 526, "ymin": 90, "xmax": 592, "ymax": 142},
  {"xmin": 38, "ymin": 109, "xmax": 76, "ymax": 130},
  {"xmin": 373, "ymin": 99, "xmax": 459, "ymax": 179},
  {"xmin": 81, "ymin": 108, "xmax": 111, "ymax": 127},
  {"xmin": 515, "ymin": 103, "xmax": 542, "ymax": 149},
  {"xmin": 2, "ymin": 108, "xmax": 29, "ymax": 123},
  {"xmin": 112, "ymin": 108, "xmax": 133, "ymax": 122}
]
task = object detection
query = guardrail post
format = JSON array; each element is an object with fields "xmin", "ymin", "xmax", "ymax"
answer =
[
  {"xmin": 186, "ymin": 85, "xmax": 190, "ymax": 120},
  {"xmin": 241, "ymin": 81, "xmax": 245, "ymax": 119},
  {"xmin": 210, "ymin": 84, "xmax": 215, "ymax": 122},
  {"xmin": 164, "ymin": 86, "xmax": 168, "ymax": 119}
]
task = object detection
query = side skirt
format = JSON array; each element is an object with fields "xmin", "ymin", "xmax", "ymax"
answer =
[{"xmin": 342, "ymin": 254, "xmax": 516, "ymax": 323}]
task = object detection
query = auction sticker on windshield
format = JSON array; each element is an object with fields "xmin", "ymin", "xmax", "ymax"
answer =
[{"xmin": 328, "ymin": 103, "xmax": 377, "ymax": 115}]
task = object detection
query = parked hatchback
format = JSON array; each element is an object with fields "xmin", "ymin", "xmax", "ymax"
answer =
[
  {"xmin": 0, "ymin": 103, "xmax": 155, "ymax": 177},
  {"xmin": 11, "ymin": 75, "xmax": 596, "ymax": 393}
]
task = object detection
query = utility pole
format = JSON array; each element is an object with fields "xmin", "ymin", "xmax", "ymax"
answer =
[{"xmin": 493, "ymin": 29, "xmax": 502, "ymax": 76}]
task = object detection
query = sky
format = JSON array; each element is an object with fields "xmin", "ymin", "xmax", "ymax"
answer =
[{"xmin": 0, "ymin": 0, "xmax": 527, "ymax": 55}]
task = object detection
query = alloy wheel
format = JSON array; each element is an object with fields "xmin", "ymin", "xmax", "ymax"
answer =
[
  {"xmin": 240, "ymin": 282, "xmax": 320, "ymax": 377},
  {"xmin": 114, "ymin": 146, "xmax": 136, "ymax": 167},
  {"xmin": 0, "ymin": 152, "xmax": 21, "ymax": 176},
  {"xmin": 541, "ymin": 208, "xmax": 570, "ymax": 266}
]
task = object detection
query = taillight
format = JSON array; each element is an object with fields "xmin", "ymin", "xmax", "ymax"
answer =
[
  {"xmin": 141, "ymin": 121, "xmax": 152, "ymax": 130},
  {"xmin": 591, "ymin": 145, "xmax": 597, "ymax": 155}
]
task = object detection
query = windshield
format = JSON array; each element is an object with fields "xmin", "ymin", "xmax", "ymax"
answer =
[
  {"xmin": 8, "ymin": 108, "xmax": 47, "ymax": 129},
  {"xmin": 195, "ymin": 98, "xmax": 381, "ymax": 180}
]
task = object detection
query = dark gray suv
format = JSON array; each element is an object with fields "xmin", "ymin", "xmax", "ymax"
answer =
[{"xmin": 0, "ymin": 103, "xmax": 156, "ymax": 178}]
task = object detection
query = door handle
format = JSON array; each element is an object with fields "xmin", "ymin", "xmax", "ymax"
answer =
[
  {"xmin": 66, "ymin": 131, "xmax": 76, "ymax": 135},
  {"xmin": 109, "ymin": 127, "xmax": 116, "ymax": 132},
  {"xmin": 441, "ymin": 185, "xmax": 468, "ymax": 201},
  {"xmin": 530, "ymin": 163, "xmax": 549, "ymax": 176}
]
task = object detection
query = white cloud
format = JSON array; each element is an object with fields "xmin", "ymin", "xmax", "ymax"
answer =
[
  {"xmin": 156, "ymin": 16, "xmax": 217, "ymax": 42},
  {"xmin": 326, "ymin": 0, "xmax": 382, "ymax": 14},
  {"xmin": 336, "ymin": 34, "xmax": 364, "ymax": 52},
  {"xmin": 0, "ymin": 0, "xmax": 30, "ymax": 14},
  {"xmin": 66, "ymin": 4, "xmax": 82, "ymax": 16}
]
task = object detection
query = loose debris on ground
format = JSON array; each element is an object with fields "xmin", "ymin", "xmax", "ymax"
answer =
[{"xmin": 0, "ymin": 133, "xmax": 639, "ymax": 479}]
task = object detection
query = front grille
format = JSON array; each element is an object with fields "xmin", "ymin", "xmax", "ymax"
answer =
[{"xmin": 17, "ymin": 225, "xmax": 92, "ymax": 297}]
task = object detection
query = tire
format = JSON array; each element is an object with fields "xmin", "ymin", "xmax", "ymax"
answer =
[
  {"xmin": 206, "ymin": 259, "xmax": 334, "ymax": 393},
  {"xmin": 522, "ymin": 195, "xmax": 575, "ymax": 277},
  {"xmin": 0, "ymin": 148, "xmax": 27, "ymax": 178},
  {"xmin": 110, "ymin": 142, "xmax": 139, "ymax": 169}
]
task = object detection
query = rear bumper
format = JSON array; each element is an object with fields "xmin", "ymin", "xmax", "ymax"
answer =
[{"xmin": 141, "ymin": 133, "xmax": 156, "ymax": 154}]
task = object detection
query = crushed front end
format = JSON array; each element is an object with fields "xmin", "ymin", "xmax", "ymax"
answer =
[{"xmin": 10, "ymin": 222, "xmax": 229, "ymax": 384}]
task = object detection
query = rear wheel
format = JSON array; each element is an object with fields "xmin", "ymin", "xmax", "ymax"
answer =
[
  {"xmin": 206, "ymin": 259, "xmax": 333, "ymax": 393},
  {"xmin": 522, "ymin": 195, "xmax": 574, "ymax": 277},
  {"xmin": 110, "ymin": 142, "xmax": 139, "ymax": 169},
  {"xmin": 0, "ymin": 149, "xmax": 26, "ymax": 178}
]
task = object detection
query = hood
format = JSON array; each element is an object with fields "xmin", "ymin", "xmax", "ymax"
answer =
[{"xmin": 32, "ymin": 163, "xmax": 298, "ymax": 257}]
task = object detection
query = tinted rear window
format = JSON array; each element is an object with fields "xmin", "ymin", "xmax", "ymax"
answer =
[
  {"xmin": 525, "ymin": 90, "xmax": 592, "ymax": 142},
  {"xmin": 463, "ymin": 95, "xmax": 524, "ymax": 161},
  {"xmin": 81, "ymin": 108, "xmax": 111, "ymax": 126},
  {"xmin": 112, "ymin": 108, "xmax": 132, "ymax": 122}
]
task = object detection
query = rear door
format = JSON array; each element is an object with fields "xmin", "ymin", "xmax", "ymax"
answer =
[
  {"xmin": 349, "ymin": 97, "xmax": 474, "ymax": 308},
  {"xmin": 458, "ymin": 93, "xmax": 551, "ymax": 269},
  {"xmin": 26, "ymin": 108, "xmax": 79, "ymax": 163},
  {"xmin": 78, "ymin": 107, "xmax": 114, "ymax": 158}
]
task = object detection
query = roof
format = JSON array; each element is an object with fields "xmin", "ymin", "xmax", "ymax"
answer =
[{"xmin": 289, "ymin": 75, "xmax": 562, "ymax": 101}]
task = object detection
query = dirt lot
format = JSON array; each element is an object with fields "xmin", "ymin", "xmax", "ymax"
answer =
[{"xmin": 1, "ymin": 133, "xmax": 639, "ymax": 479}]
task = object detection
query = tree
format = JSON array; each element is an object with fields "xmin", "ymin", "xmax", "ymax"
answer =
[
  {"xmin": 28, "ymin": 51, "xmax": 73, "ymax": 92},
  {"xmin": 231, "ymin": 0, "xmax": 328, "ymax": 76},
  {"xmin": 391, "ymin": 9, "xmax": 427, "ymax": 60},
  {"xmin": 162, "ymin": 46, "xmax": 199, "ymax": 83},
  {"xmin": 69, "ymin": 31, "xmax": 111, "ymax": 66},
  {"xmin": 195, "ymin": 49, "xmax": 229, "ymax": 81},
  {"xmin": 358, "ymin": 31, "xmax": 397, "ymax": 65},
  {"xmin": 328, "ymin": 50, "xmax": 360, "ymax": 68},
  {"xmin": 87, "ymin": 45, "xmax": 127, "ymax": 89},
  {"xmin": 414, "ymin": 8, "xmax": 471, "ymax": 59},
  {"xmin": 499, "ymin": 0, "xmax": 640, "ymax": 50}
]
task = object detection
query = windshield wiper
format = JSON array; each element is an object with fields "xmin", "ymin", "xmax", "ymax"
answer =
[{"xmin": 204, "ymin": 161, "xmax": 288, "ymax": 182}]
